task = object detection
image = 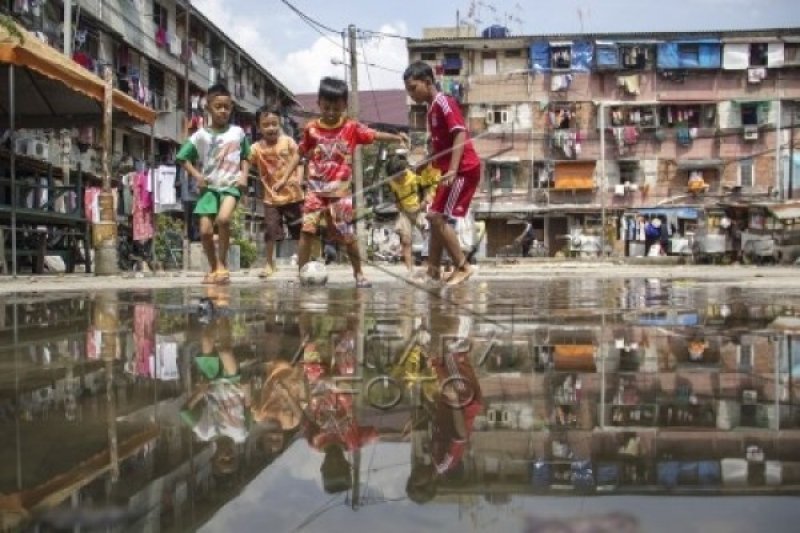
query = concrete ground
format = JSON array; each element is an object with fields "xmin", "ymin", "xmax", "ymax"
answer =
[{"xmin": 2, "ymin": 260, "xmax": 800, "ymax": 294}]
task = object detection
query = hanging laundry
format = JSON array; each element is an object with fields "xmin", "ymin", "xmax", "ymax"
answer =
[
  {"xmin": 623, "ymin": 126, "xmax": 640, "ymax": 145},
  {"xmin": 676, "ymin": 127, "xmax": 692, "ymax": 146},
  {"xmin": 155, "ymin": 27, "xmax": 167, "ymax": 48},
  {"xmin": 153, "ymin": 165, "xmax": 178, "ymax": 208},
  {"xmin": 617, "ymin": 74, "xmax": 640, "ymax": 95},
  {"xmin": 550, "ymin": 74, "xmax": 573, "ymax": 92},
  {"xmin": 748, "ymin": 67, "xmax": 767, "ymax": 84}
]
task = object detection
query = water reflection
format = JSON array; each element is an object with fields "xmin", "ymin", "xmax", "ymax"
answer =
[{"xmin": 0, "ymin": 279, "xmax": 798, "ymax": 531}]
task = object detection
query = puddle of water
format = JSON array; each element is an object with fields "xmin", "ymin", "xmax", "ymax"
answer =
[{"xmin": 1, "ymin": 279, "xmax": 799, "ymax": 532}]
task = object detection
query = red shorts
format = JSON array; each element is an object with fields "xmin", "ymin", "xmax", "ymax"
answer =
[
  {"xmin": 301, "ymin": 192, "xmax": 356, "ymax": 244},
  {"xmin": 429, "ymin": 167, "xmax": 480, "ymax": 219}
]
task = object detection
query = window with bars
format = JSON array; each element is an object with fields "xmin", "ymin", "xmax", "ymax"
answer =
[{"xmin": 152, "ymin": 1, "xmax": 169, "ymax": 30}]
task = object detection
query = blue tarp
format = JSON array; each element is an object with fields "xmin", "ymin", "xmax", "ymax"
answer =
[
  {"xmin": 530, "ymin": 42, "xmax": 550, "ymax": 72},
  {"xmin": 658, "ymin": 40, "xmax": 721, "ymax": 69},
  {"xmin": 571, "ymin": 41, "xmax": 594, "ymax": 72},
  {"xmin": 637, "ymin": 312, "xmax": 700, "ymax": 326},
  {"xmin": 596, "ymin": 44, "xmax": 619, "ymax": 68}
]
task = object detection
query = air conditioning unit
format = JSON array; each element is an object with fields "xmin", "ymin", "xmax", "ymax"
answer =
[{"xmin": 743, "ymin": 126, "xmax": 759, "ymax": 141}]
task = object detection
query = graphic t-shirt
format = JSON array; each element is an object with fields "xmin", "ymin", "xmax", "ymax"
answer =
[
  {"xmin": 176, "ymin": 125, "xmax": 251, "ymax": 190},
  {"xmin": 249, "ymin": 135, "xmax": 304, "ymax": 205},
  {"xmin": 427, "ymin": 93, "xmax": 480, "ymax": 175},
  {"xmin": 298, "ymin": 118, "xmax": 376, "ymax": 197}
]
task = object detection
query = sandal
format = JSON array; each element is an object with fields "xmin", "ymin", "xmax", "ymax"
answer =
[
  {"xmin": 446, "ymin": 263, "xmax": 473, "ymax": 287},
  {"xmin": 215, "ymin": 269, "xmax": 231, "ymax": 285},
  {"xmin": 202, "ymin": 272, "xmax": 216, "ymax": 285}
]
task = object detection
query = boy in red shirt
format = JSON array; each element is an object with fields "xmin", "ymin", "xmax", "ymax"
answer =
[
  {"xmin": 404, "ymin": 61, "xmax": 481, "ymax": 286},
  {"xmin": 285, "ymin": 77, "xmax": 408, "ymax": 288}
]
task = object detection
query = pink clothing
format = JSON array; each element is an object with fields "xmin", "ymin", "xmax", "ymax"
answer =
[{"xmin": 132, "ymin": 172, "xmax": 154, "ymax": 242}]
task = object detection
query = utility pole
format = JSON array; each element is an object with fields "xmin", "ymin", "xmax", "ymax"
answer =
[
  {"xmin": 790, "ymin": 103, "xmax": 796, "ymax": 199},
  {"xmin": 94, "ymin": 67, "xmax": 119, "ymax": 275},
  {"xmin": 599, "ymin": 102, "xmax": 606, "ymax": 256},
  {"xmin": 183, "ymin": 0, "xmax": 192, "ymax": 271},
  {"xmin": 62, "ymin": 0, "xmax": 73, "ymax": 185},
  {"xmin": 347, "ymin": 24, "xmax": 366, "ymax": 258}
]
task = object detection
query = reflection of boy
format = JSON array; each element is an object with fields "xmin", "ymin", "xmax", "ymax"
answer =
[
  {"xmin": 181, "ymin": 315, "xmax": 250, "ymax": 475},
  {"xmin": 301, "ymin": 317, "xmax": 378, "ymax": 493},
  {"xmin": 407, "ymin": 342, "xmax": 482, "ymax": 504}
]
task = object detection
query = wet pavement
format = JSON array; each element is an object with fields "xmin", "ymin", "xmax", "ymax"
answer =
[{"xmin": 1, "ymin": 278, "xmax": 800, "ymax": 532}]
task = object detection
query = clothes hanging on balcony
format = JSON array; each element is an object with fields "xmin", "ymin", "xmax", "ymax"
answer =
[
  {"xmin": 676, "ymin": 127, "xmax": 692, "ymax": 146},
  {"xmin": 132, "ymin": 172, "xmax": 154, "ymax": 242},
  {"xmin": 617, "ymin": 74, "xmax": 640, "ymax": 95},
  {"xmin": 748, "ymin": 67, "xmax": 767, "ymax": 84},
  {"xmin": 550, "ymin": 74, "xmax": 573, "ymax": 92},
  {"xmin": 155, "ymin": 27, "xmax": 168, "ymax": 48}
]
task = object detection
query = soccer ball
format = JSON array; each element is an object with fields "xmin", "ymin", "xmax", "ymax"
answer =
[{"xmin": 299, "ymin": 260, "xmax": 328, "ymax": 286}]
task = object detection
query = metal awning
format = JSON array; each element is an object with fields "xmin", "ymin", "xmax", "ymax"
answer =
[
  {"xmin": 635, "ymin": 207, "xmax": 700, "ymax": 219},
  {"xmin": 767, "ymin": 204, "xmax": 800, "ymax": 220},
  {"xmin": 488, "ymin": 155, "xmax": 521, "ymax": 164},
  {"xmin": 676, "ymin": 159, "xmax": 724, "ymax": 170},
  {"xmin": 0, "ymin": 22, "xmax": 156, "ymax": 127}
]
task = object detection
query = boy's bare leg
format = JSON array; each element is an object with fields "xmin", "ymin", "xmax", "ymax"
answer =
[
  {"xmin": 200, "ymin": 216, "xmax": 218, "ymax": 274},
  {"xmin": 297, "ymin": 232, "xmax": 313, "ymax": 271},
  {"xmin": 426, "ymin": 215, "xmax": 447, "ymax": 280},
  {"xmin": 215, "ymin": 195, "xmax": 238, "ymax": 271},
  {"xmin": 437, "ymin": 219, "xmax": 472, "ymax": 286},
  {"xmin": 345, "ymin": 239, "xmax": 368, "ymax": 284},
  {"xmin": 400, "ymin": 236, "xmax": 414, "ymax": 273},
  {"xmin": 265, "ymin": 240, "xmax": 276, "ymax": 272}
]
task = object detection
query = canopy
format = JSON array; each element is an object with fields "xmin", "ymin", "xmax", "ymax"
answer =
[{"xmin": 0, "ymin": 22, "xmax": 156, "ymax": 127}]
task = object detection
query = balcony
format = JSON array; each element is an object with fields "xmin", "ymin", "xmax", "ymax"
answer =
[{"xmin": 78, "ymin": 0, "xmax": 211, "ymax": 88}]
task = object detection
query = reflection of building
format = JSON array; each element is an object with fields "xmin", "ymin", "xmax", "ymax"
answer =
[{"xmin": 430, "ymin": 298, "xmax": 800, "ymax": 497}]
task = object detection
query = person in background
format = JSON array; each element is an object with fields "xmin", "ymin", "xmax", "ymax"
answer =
[
  {"xmin": 386, "ymin": 155, "xmax": 437, "ymax": 276},
  {"xmin": 176, "ymin": 83, "xmax": 250, "ymax": 285},
  {"xmin": 249, "ymin": 106, "xmax": 305, "ymax": 279}
]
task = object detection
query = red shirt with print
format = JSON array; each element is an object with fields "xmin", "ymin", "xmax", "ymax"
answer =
[
  {"xmin": 299, "ymin": 118, "xmax": 376, "ymax": 198},
  {"xmin": 427, "ymin": 93, "xmax": 480, "ymax": 176}
]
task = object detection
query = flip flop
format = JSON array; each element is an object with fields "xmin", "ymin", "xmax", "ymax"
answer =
[
  {"xmin": 446, "ymin": 266, "xmax": 473, "ymax": 287},
  {"xmin": 201, "ymin": 272, "xmax": 216, "ymax": 285},
  {"xmin": 215, "ymin": 269, "xmax": 231, "ymax": 285}
]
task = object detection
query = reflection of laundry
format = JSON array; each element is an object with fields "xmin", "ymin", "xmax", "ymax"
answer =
[
  {"xmin": 551, "ymin": 74, "xmax": 573, "ymax": 91},
  {"xmin": 154, "ymin": 338, "xmax": 179, "ymax": 381},
  {"xmin": 617, "ymin": 74, "xmax": 640, "ymax": 95}
]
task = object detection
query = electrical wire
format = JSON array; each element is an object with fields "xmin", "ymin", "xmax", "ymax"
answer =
[
  {"xmin": 358, "ymin": 36, "xmax": 383, "ymax": 125},
  {"xmin": 278, "ymin": 0, "xmax": 349, "ymax": 54}
]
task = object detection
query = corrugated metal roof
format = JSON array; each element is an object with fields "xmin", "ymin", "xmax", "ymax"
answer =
[{"xmin": 292, "ymin": 90, "xmax": 409, "ymax": 128}]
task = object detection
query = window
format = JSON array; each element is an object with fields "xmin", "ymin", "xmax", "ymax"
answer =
[
  {"xmin": 152, "ymin": 1, "xmax": 168, "ymax": 30},
  {"xmin": 551, "ymin": 45, "xmax": 572, "ymax": 69},
  {"xmin": 741, "ymin": 103, "xmax": 759, "ymax": 126},
  {"xmin": 504, "ymin": 49, "xmax": 522, "ymax": 58},
  {"xmin": 678, "ymin": 44, "xmax": 700, "ymax": 64},
  {"xmin": 487, "ymin": 163, "xmax": 515, "ymax": 192},
  {"xmin": 619, "ymin": 161, "xmax": 640, "ymax": 185},
  {"xmin": 620, "ymin": 45, "xmax": 648, "ymax": 69},
  {"xmin": 739, "ymin": 159, "xmax": 754, "ymax": 188},
  {"xmin": 659, "ymin": 104, "xmax": 714, "ymax": 128},
  {"xmin": 482, "ymin": 51, "xmax": 497, "ymax": 75},
  {"xmin": 750, "ymin": 43, "xmax": 768, "ymax": 66},
  {"xmin": 786, "ymin": 43, "xmax": 800, "ymax": 65},
  {"xmin": 737, "ymin": 344, "xmax": 755, "ymax": 371},
  {"xmin": 486, "ymin": 105, "xmax": 510, "ymax": 125},
  {"xmin": 420, "ymin": 51, "xmax": 437, "ymax": 61},
  {"xmin": 443, "ymin": 53, "xmax": 462, "ymax": 75},
  {"xmin": 550, "ymin": 104, "xmax": 575, "ymax": 129}
]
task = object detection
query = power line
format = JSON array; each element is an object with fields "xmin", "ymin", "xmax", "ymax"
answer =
[
  {"xmin": 278, "ymin": 0, "xmax": 348, "ymax": 54},
  {"xmin": 358, "ymin": 37, "xmax": 383, "ymax": 124},
  {"xmin": 279, "ymin": 0, "xmax": 341, "ymax": 34}
]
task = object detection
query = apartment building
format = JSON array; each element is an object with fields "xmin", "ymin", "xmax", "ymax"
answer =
[
  {"xmin": 3, "ymin": 0, "xmax": 294, "ymax": 181},
  {"xmin": 407, "ymin": 26, "xmax": 800, "ymax": 257}
]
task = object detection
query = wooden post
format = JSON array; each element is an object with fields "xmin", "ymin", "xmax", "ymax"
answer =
[{"xmin": 94, "ymin": 67, "xmax": 119, "ymax": 275}]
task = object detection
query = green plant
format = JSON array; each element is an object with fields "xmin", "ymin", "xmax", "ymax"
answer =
[
  {"xmin": 154, "ymin": 214, "xmax": 185, "ymax": 268},
  {"xmin": 231, "ymin": 207, "xmax": 257, "ymax": 268}
]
